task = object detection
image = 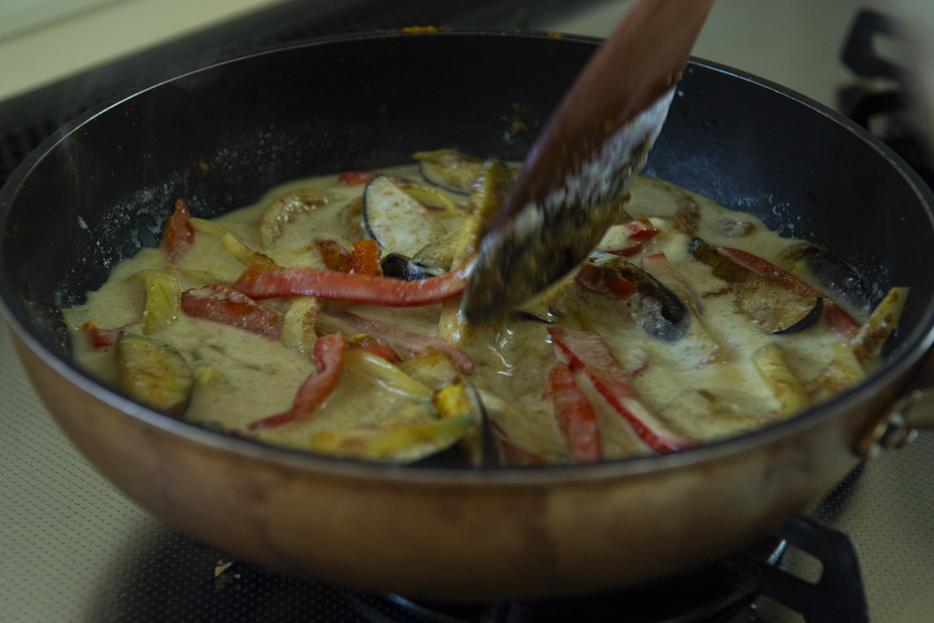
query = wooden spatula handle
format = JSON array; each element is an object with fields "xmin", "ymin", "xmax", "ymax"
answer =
[
  {"xmin": 463, "ymin": 0, "xmax": 714, "ymax": 322},
  {"xmin": 499, "ymin": 0, "xmax": 716, "ymax": 229}
]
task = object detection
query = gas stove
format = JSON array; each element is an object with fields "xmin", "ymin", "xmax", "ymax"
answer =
[{"xmin": 1, "ymin": 2, "xmax": 933, "ymax": 622}]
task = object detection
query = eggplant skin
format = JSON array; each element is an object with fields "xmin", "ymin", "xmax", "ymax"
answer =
[
  {"xmin": 380, "ymin": 253, "xmax": 435, "ymax": 281},
  {"xmin": 689, "ymin": 238, "xmax": 822, "ymax": 334},
  {"xmin": 772, "ymin": 297, "xmax": 823, "ymax": 334},
  {"xmin": 611, "ymin": 260, "xmax": 687, "ymax": 326},
  {"xmin": 509, "ymin": 311, "xmax": 556, "ymax": 325},
  {"xmin": 783, "ymin": 245, "xmax": 869, "ymax": 313},
  {"xmin": 588, "ymin": 256, "xmax": 690, "ymax": 341},
  {"xmin": 412, "ymin": 149, "xmax": 484, "ymax": 194},
  {"xmin": 118, "ymin": 332, "xmax": 194, "ymax": 415}
]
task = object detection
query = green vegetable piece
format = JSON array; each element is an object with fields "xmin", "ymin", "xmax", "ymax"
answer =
[
  {"xmin": 134, "ymin": 269, "xmax": 181, "ymax": 334},
  {"xmin": 453, "ymin": 159, "xmax": 512, "ymax": 263},
  {"xmin": 118, "ymin": 332, "xmax": 193, "ymax": 414}
]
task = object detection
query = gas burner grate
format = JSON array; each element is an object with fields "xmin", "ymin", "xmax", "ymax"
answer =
[
  {"xmin": 839, "ymin": 8, "xmax": 934, "ymax": 192},
  {"xmin": 348, "ymin": 518, "xmax": 865, "ymax": 623}
]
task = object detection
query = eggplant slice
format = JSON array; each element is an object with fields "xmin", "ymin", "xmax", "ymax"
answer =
[
  {"xmin": 579, "ymin": 255, "xmax": 691, "ymax": 342},
  {"xmin": 363, "ymin": 175, "xmax": 447, "ymax": 257},
  {"xmin": 118, "ymin": 332, "xmax": 194, "ymax": 415},
  {"xmin": 689, "ymin": 238, "xmax": 822, "ymax": 334},
  {"xmin": 412, "ymin": 149, "xmax": 485, "ymax": 194}
]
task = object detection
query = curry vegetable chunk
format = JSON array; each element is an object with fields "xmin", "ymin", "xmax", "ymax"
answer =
[{"xmin": 65, "ymin": 151, "xmax": 905, "ymax": 465}]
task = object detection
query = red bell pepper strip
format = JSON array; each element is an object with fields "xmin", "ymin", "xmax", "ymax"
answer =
[
  {"xmin": 315, "ymin": 239, "xmax": 354, "ymax": 272},
  {"xmin": 719, "ymin": 246, "xmax": 861, "ymax": 340},
  {"xmin": 81, "ymin": 320, "xmax": 138, "ymax": 349},
  {"xmin": 248, "ymin": 333, "xmax": 345, "ymax": 430},
  {"xmin": 315, "ymin": 239, "xmax": 382, "ymax": 276},
  {"xmin": 543, "ymin": 362, "xmax": 601, "ymax": 463},
  {"xmin": 575, "ymin": 261, "xmax": 638, "ymax": 299},
  {"xmin": 822, "ymin": 304, "xmax": 862, "ymax": 341},
  {"xmin": 338, "ymin": 171, "xmax": 377, "ymax": 186},
  {"xmin": 85, "ymin": 322, "xmax": 118, "ymax": 349},
  {"xmin": 351, "ymin": 239, "xmax": 382, "ymax": 276},
  {"xmin": 233, "ymin": 255, "xmax": 474, "ymax": 307},
  {"xmin": 165, "ymin": 198, "xmax": 195, "ymax": 264},
  {"xmin": 599, "ymin": 217, "xmax": 659, "ymax": 257},
  {"xmin": 181, "ymin": 284, "xmax": 283, "ymax": 340},
  {"xmin": 547, "ymin": 327, "xmax": 696, "ymax": 454},
  {"xmin": 625, "ymin": 218, "xmax": 659, "ymax": 240},
  {"xmin": 719, "ymin": 247, "xmax": 818, "ymax": 297},
  {"xmin": 335, "ymin": 311, "xmax": 473, "ymax": 372}
]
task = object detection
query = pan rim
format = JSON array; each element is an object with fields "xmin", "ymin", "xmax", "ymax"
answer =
[{"xmin": 2, "ymin": 29, "xmax": 934, "ymax": 486}]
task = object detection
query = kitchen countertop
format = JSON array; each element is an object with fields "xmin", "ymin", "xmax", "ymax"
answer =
[
  {"xmin": 0, "ymin": 0, "xmax": 287, "ymax": 103},
  {"xmin": 3, "ymin": 0, "xmax": 926, "ymax": 112}
]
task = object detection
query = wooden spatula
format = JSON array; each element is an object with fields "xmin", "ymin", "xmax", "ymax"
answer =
[{"xmin": 462, "ymin": 0, "xmax": 715, "ymax": 322}]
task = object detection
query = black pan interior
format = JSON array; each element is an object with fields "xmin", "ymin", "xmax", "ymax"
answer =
[{"xmin": 2, "ymin": 31, "xmax": 933, "ymax": 397}]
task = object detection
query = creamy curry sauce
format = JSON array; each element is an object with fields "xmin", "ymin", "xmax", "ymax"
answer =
[{"xmin": 64, "ymin": 157, "xmax": 901, "ymax": 465}]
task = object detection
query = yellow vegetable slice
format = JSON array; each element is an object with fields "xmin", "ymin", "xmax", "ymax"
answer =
[
  {"xmin": 133, "ymin": 269, "xmax": 180, "ymax": 334},
  {"xmin": 411, "ymin": 234, "xmax": 457, "ymax": 275},
  {"xmin": 752, "ymin": 343, "xmax": 810, "ymax": 417},
  {"xmin": 219, "ymin": 232, "xmax": 279, "ymax": 269},
  {"xmin": 439, "ymin": 160, "xmax": 512, "ymax": 343},
  {"xmin": 806, "ymin": 342, "xmax": 865, "ymax": 404},
  {"xmin": 281, "ymin": 298, "xmax": 321, "ymax": 360},
  {"xmin": 412, "ymin": 149, "xmax": 484, "ymax": 194},
  {"xmin": 189, "ymin": 217, "xmax": 228, "ymax": 237},
  {"xmin": 398, "ymin": 182, "xmax": 459, "ymax": 214},
  {"xmin": 851, "ymin": 287, "xmax": 909, "ymax": 366},
  {"xmin": 398, "ymin": 347, "xmax": 461, "ymax": 390},
  {"xmin": 193, "ymin": 365, "xmax": 220, "ymax": 387},
  {"xmin": 343, "ymin": 350, "xmax": 433, "ymax": 400},
  {"xmin": 434, "ymin": 380, "xmax": 487, "ymax": 466},
  {"xmin": 306, "ymin": 409, "xmax": 472, "ymax": 463},
  {"xmin": 454, "ymin": 159, "xmax": 512, "ymax": 264}
]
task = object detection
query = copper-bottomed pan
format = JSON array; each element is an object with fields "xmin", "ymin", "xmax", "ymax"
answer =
[{"xmin": 2, "ymin": 32, "xmax": 934, "ymax": 601}]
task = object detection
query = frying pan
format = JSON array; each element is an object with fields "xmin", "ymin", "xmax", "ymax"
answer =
[{"xmin": 2, "ymin": 32, "xmax": 934, "ymax": 601}]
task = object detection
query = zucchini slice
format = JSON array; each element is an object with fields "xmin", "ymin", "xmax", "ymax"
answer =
[{"xmin": 363, "ymin": 175, "xmax": 446, "ymax": 257}]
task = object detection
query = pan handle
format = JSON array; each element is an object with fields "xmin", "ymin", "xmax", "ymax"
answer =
[{"xmin": 855, "ymin": 348, "xmax": 934, "ymax": 458}]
